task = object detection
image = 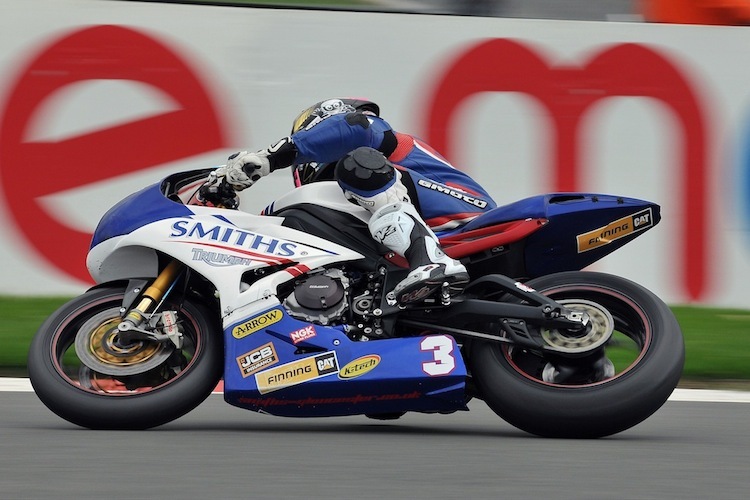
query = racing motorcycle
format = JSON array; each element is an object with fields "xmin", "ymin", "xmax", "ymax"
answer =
[{"xmin": 28, "ymin": 166, "xmax": 685, "ymax": 438}]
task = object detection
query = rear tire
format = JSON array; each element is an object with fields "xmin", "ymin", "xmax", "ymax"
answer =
[{"xmin": 469, "ymin": 271, "xmax": 684, "ymax": 438}]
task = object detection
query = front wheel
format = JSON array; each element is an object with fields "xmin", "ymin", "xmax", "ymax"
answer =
[
  {"xmin": 28, "ymin": 286, "xmax": 223, "ymax": 429},
  {"xmin": 469, "ymin": 271, "xmax": 684, "ymax": 438}
]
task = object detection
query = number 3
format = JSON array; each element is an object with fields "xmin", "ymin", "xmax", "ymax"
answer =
[{"xmin": 420, "ymin": 335, "xmax": 456, "ymax": 376}]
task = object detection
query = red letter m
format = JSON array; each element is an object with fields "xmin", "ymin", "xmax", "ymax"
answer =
[{"xmin": 426, "ymin": 39, "xmax": 709, "ymax": 301}]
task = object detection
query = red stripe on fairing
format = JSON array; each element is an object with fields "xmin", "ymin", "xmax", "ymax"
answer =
[
  {"xmin": 425, "ymin": 212, "xmax": 481, "ymax": 228},
  {"xmin": 174, "ymin": 240, "xmax": 293, "ymax": 265},
  {"xmin": 440, "ymin": 218, "xmax": 546, "ymax": 259},
  {"xmin": 286, "ymin": 264, "xmax": 310, "ymax": 277}
]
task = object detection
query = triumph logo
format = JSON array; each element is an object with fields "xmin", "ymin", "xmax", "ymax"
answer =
[{"xmin": 191, "ymin": 248, "xmax": 252, "ymax": 267}]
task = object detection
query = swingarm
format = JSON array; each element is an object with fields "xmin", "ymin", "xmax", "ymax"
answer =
[{"xmin": 401, "ymin": 274, "xmax": 594, "ymax": 354}]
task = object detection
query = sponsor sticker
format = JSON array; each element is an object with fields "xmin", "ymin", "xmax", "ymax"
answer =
[
  {"xmin": 338, "ymin": 355, "xmax": 381, "ymax": 379},
  {"xmin": 256, "ymin": 352, "xmax": 339, "ymax": 394},
  {"xmin": 232, "ymin": 309, "xmax": 284, "ymax": 339},
  {"xmin": 236, "ymin": 342, "xmax": 278, "ymax": 378},
  {"xmin": 576, "ymin": 208, "xmax": 654, "ymax": 253},
  {"xmin": 170, "ymin": 221, "xmax": 298, "ymax": 257},
  {"xmin": 290, "ymin": 325, "xmax": 316, "ymax": 344},
  {"xmin": 416, "ymin": 179, "xmax": 488, "ymax": 208},
  {"xmin": 192, "ymin": 248, "xmax": 252, "ymax": 267}
]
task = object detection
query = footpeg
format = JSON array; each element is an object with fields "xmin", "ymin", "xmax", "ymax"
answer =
[{"xmin": 440, "ymin": 282, "xmax": 451, "ymax": 306}]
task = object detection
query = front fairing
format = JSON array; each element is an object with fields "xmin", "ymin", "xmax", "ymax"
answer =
[
  {"xmin": 91, "ymin": 182, "xmax": 194, "ymax": 249},
  {"xmin": 86, "ymin": 171, "xmax": 365, "ymax": 313}
]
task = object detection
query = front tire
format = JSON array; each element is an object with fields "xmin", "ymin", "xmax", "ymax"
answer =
[
  {"xmin": 28, "ymin": 286, "xmax": 223, "ymax": 429},
  {"xmin": 469, "ymin": 271, "xmax": 684, "ymax": 438}
]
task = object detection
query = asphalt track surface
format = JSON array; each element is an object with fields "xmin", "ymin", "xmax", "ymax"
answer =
[{"xmin": 2, "ymin": 383, "xmax": 749, "ymax": 500}]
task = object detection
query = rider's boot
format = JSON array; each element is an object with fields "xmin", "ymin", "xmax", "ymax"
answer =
[{"xmin": 368, "ymin": 202, "xmax": 469, "ymax": 304}]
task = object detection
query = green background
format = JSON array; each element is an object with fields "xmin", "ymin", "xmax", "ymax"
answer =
[{"xmin": 3, "ymin": 296, "xmax": 748, "ymax": 388}]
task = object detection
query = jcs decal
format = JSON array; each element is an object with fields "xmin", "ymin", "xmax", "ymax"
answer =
[{"xmin": 236, "ymin": 342, "xmax": 278, "ymax": 378}]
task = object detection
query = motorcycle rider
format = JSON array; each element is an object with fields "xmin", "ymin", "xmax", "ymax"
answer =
[{"xmin": 207, "ymin": 98, "xmax": 496, "ymax": 304}]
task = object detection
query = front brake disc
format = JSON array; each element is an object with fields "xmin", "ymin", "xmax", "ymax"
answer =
[{"xmin": 74, "ymin": 308, "xmax": 173, "ymax": 376}]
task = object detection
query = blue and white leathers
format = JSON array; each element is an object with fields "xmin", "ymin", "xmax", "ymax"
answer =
[{"xmin": 292, "ymin": 113, "xmax": 497, "ymax": 232}]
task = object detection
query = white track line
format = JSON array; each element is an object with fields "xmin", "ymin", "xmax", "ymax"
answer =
[
  {"xmin": 669, "ymin": 388, "xmax": 750, "ymax": 403},
  {"xmin": 2, "ymin": 378, "xmax": 34, "ymax": 392},
  {"xmin": 2, "ymin": 378, "xmax": 750, "ymax": 403}
]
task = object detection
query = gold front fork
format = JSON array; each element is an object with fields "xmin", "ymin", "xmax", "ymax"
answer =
[{"xmin": 123, "ymin": 260, "xmax": 183, "ymax": 326}]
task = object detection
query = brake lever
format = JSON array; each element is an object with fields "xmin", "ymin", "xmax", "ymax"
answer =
[{"xmin": 195, "ymin": 171, "xmax": 239, "ymax": 209}]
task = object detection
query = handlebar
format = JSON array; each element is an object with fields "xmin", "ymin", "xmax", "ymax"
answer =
[{"xmin": 196, "ymin": 174, "xmax": 239, "ymax": 209}]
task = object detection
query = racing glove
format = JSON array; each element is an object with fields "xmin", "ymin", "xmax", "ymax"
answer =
[
  {"xmin": 217, "ymin": 150, "xmax": 271, "ymax": 190},
  {"xmin": 217, "ymin": 137, "xmax": 297, "ymax": 191}
]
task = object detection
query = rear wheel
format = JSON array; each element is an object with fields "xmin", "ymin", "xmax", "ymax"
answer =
[
  {"xmin": 28, "ymin": 286, "xmax": 223, "ymax": 429},
  {"xmin": 469, "ymin": 271, "xmax": 684, "ymax": 438}
]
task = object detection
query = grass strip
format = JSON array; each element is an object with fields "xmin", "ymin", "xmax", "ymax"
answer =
[{"xmin": 1, "ymin": 297, "xmax": 748, "ymax": 381}]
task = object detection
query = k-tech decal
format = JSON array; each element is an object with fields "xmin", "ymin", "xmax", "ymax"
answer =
[{"xmin": 338, "ymin": 355, "xmax": 381, "ymax": 379}]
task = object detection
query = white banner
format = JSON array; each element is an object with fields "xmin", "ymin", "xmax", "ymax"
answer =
[{"xmin": 1, "ymin": 0, "xmax": 748, "ymax": 308}]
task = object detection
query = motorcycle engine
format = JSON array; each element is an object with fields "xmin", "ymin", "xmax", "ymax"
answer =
[{"xmin": 283, "ymin": 270, "xmax": 349, "ymax": 325}]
